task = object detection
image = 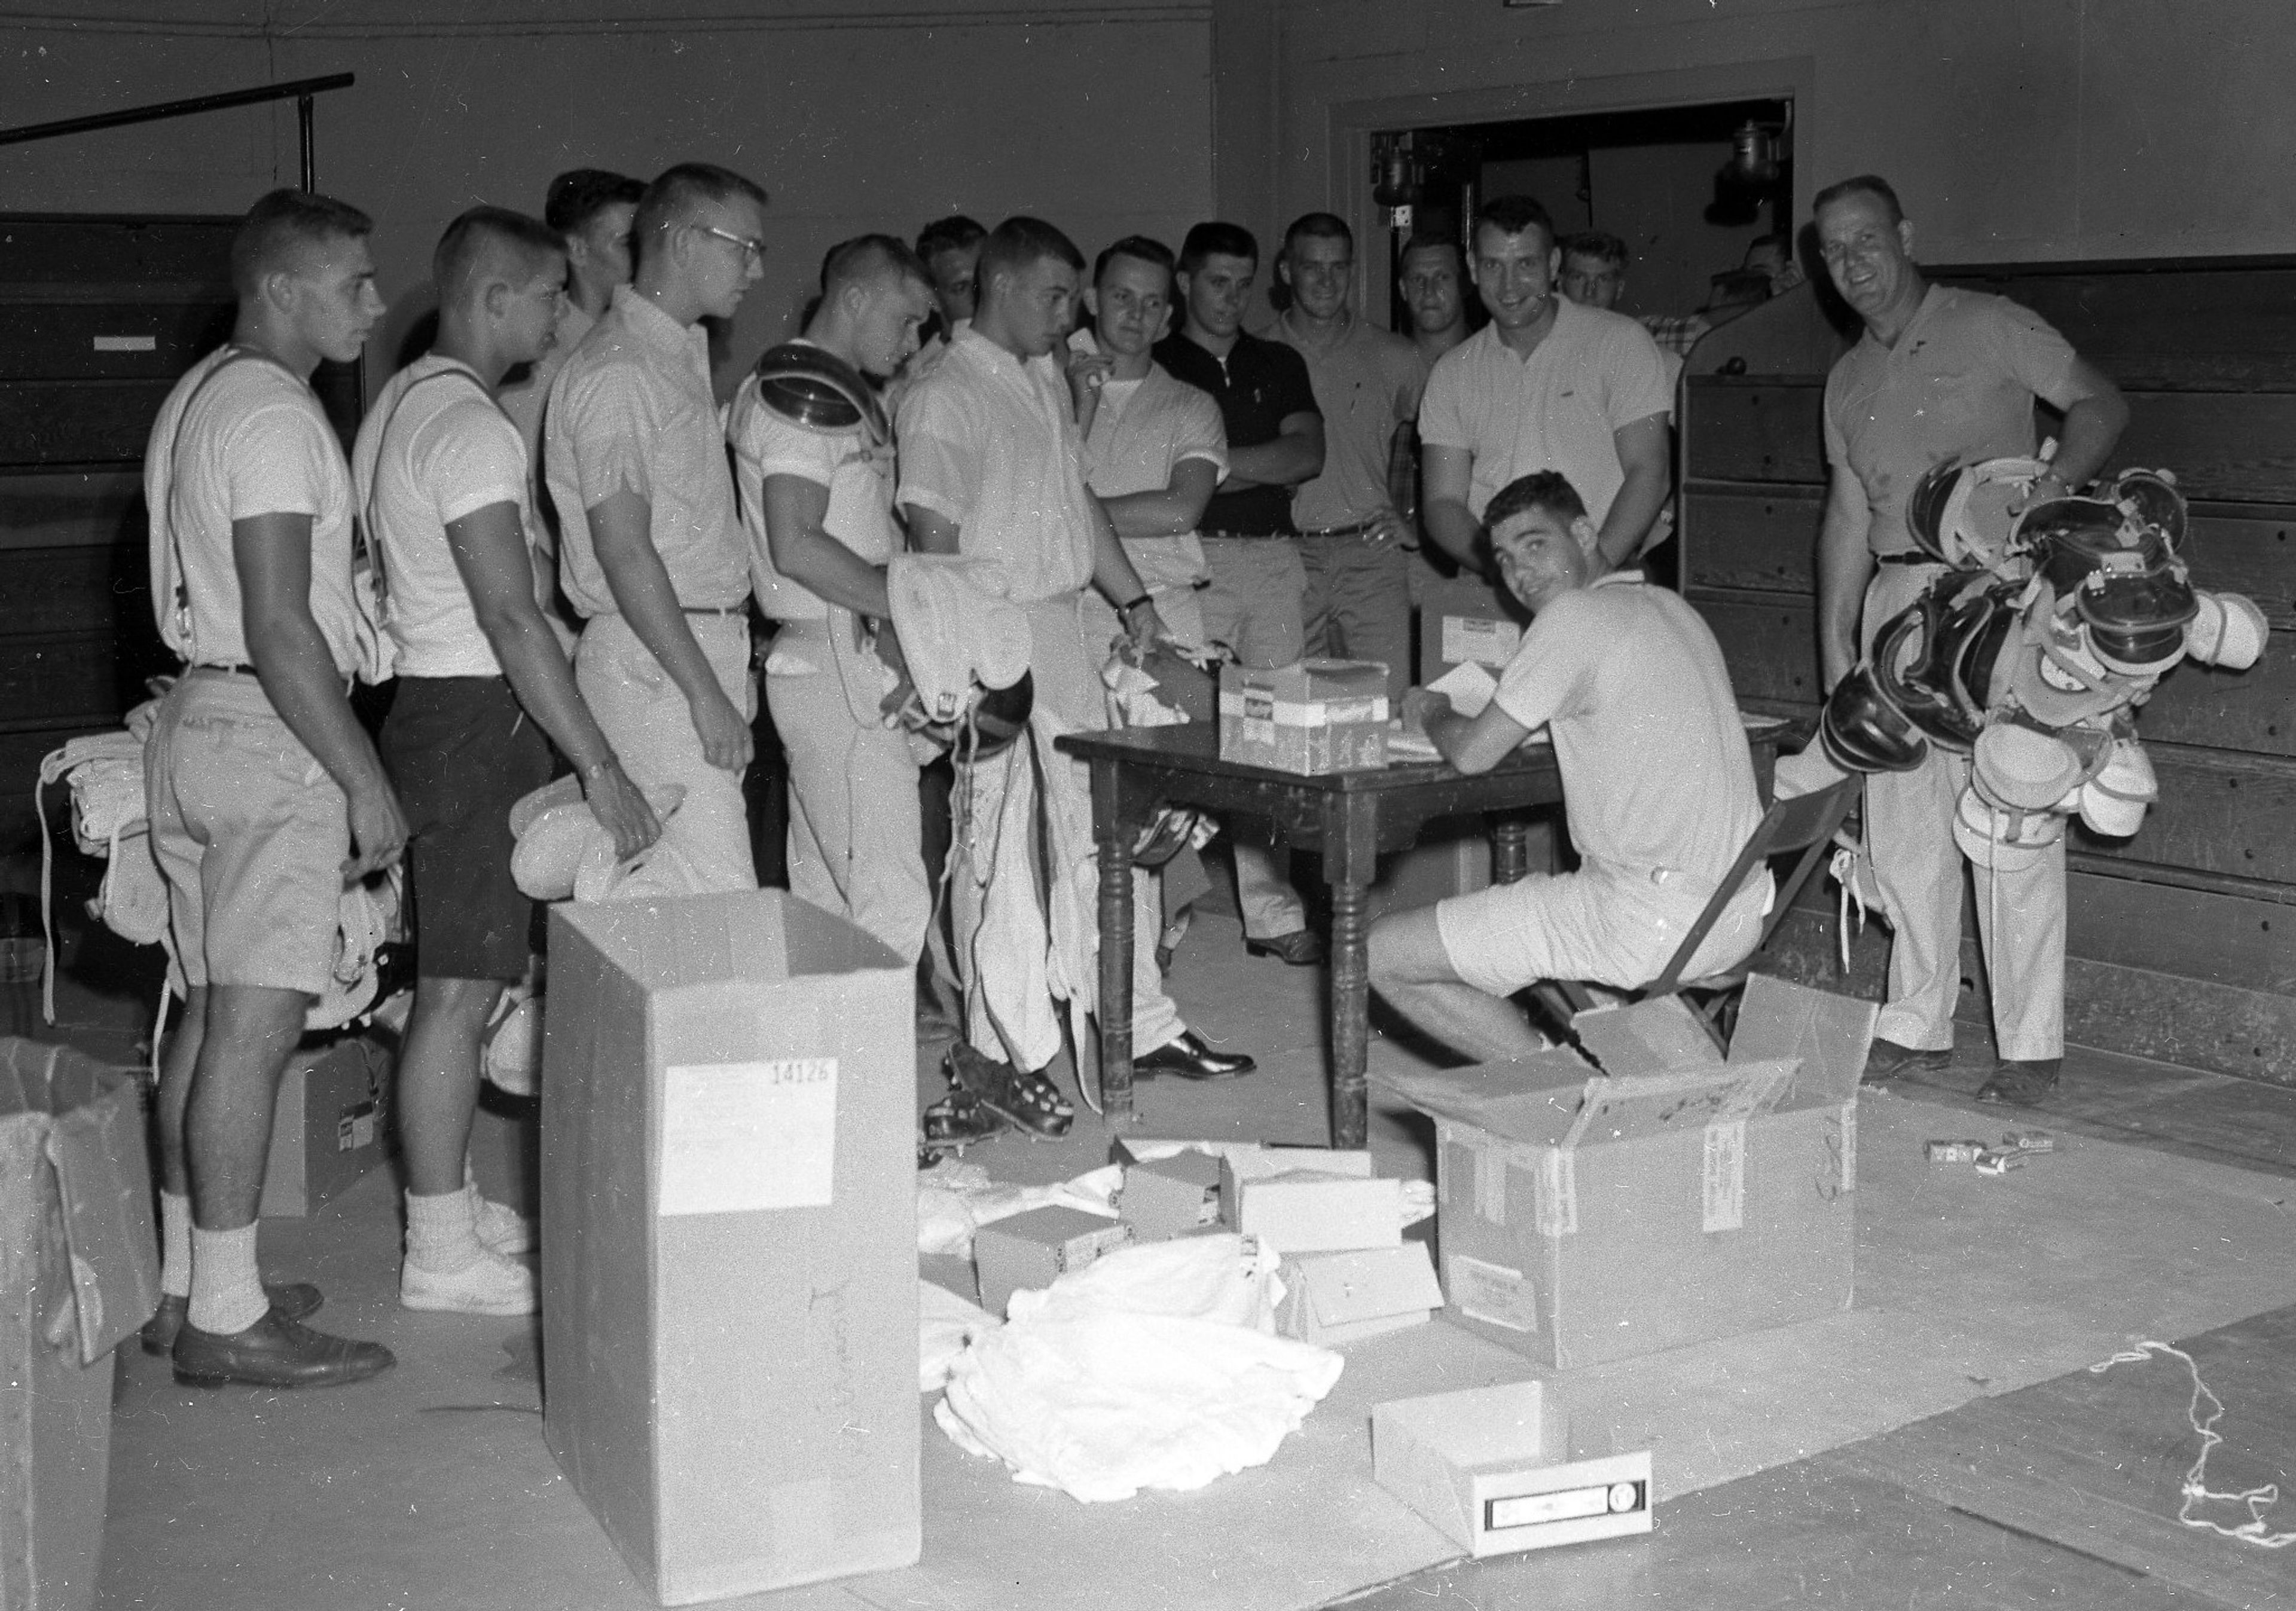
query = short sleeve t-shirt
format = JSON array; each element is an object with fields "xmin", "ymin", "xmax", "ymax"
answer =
[
  {"xmin": 1080, "ymin": 363, "xmax": 1228, "ymax": 502},
  {"xmin": 143, "ymin": 346, "xmax": 367, "ymax": 675},
  {"xmin": 1152, "ymin": 328, "xmax": 1319, "ymax": 535},
  {"xmin": 1822, "ymin": 285, "xmax": 2081, "ymax": 558},
  {"xmin": 1271, "ymin": 314, "xmax": 1423, "ymax": 530},
  {"xmin": 1492, "ymin": 572, "xmax": 1760, "ymax": 888},
  {"xmin": 1418, "ymin": 298, "xmax": 1671, "ymax": 527},
  {"xmin": 352, "ymin": 354, "xmax": 536, "ymax": 678},
  {"xmin": 727, "ymin": 363, "xmax": 901, "ymax": 623}
]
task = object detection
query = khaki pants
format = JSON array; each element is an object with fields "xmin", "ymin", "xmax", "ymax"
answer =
[
  {"xmin": 1198, "ymin": 537, "xmax": 1308, "ymax": 939},
  {"xmin": 1861, "ymin": 563, "xmax": 2065, "ymax": 1060},
  {"xmin": 1302, "ymin": 534, "xmax": 1411, "ymax": 707}
]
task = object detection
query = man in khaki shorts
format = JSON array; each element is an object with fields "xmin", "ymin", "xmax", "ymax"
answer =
[{"xmin": 140, "ymin": 189, "xmax": 404, "ymax": 1388}]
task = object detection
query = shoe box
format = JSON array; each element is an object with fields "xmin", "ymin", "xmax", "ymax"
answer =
[
  {"xmin": 0, "ymin": 1037, "xmax": 161, "ymax": 1611},
  {"xmin": 1416, "ymin": 573, "xmax": 1527, "ymax": 686},
  {"xmin": 259, "ymin": 1032, "xmax": 391, "ymax": 1218},
  {"xmin": 973, "ymin": 1206, "xmax": 1135, "ymax": 1317},
  {"xmin": 1218, "ymin": 659, "xmax": 1390, "ymax": 774},
  {"xmin": 543, "ymin": 891, "xmax": 919, "ymax": 1601},
  {"xmin": 1378, "ymin": 976, "xmax": 1875, "ymax": 1369}
]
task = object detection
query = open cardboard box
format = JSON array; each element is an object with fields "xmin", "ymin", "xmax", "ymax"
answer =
[{"xmin": 1379, "ymin": 976, "xmax": 1874, "ymax": 1369}]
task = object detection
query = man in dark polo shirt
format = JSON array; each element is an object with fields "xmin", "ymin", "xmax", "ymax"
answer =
[{"xmin": 1154, "ymin": 220, "xmax": 1326, "ymax": 964}]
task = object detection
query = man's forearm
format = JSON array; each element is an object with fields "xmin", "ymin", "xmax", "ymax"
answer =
[
  {"xmin": 1595, "ymin": 460, "xmax": 1671, "ymax": 569},
  {"xmin": 1089, "ymin": 500, "xmax": 1151, "ymax": 605},
  {"xmin": 2050, "ymin": 393, "xmax": 2132, "ymax": 489},
  {"xmin": 1424, "ymin": 497, "xmax": 1483, "ymax": 568},
  {"xmin": 597, "ymin": 543, "xmax": 724, "ymax": 703},
  {"xmin": 779, "ymin": 534, "xmax": 892, "ymax": 618},
  {"xmin": 1815, "ymin": 520, "xmax": 1874, "ymax": 690},
  {"xmin": 248, "ymin": 615, "xmax": 390, "ymax": 803},
  {"xmin": 1228, "ymin": 435, "xmax": 1319, "ymax": 488},
  {"xmin": 1101, "ymin": 489, "xmax": 1198, "ymax": 539},
  {"xmin": 483, "ymin": 604, "xmax": 622, "ymax": 777}
]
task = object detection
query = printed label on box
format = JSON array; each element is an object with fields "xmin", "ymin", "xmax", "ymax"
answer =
[
  {"xmin": 660, "ymin": 1058, "xmax": 838, "ymax": 1215},
  {"xmin": 337, "ymin": 1100, "xmax": 376, "ymax": 1153},
  {"xmin": 1448, "ymin": 1253, "xmax": 1538, "ymax": 1332},
  {"xmin": 1443, "ymin": 616, "xmax": 1521, "ymax": 667},
  {"xmin": 1473, "ymin": 1141, "xmax": 1507, "ymax": 1225},
  {"xmin": 1702, "ymin": 1118, "xmax": 1745, "ymax": 1232},
  {"xmin": 1534, "ymin": 1150, "xmax": 1576, "ymax": 1238}
]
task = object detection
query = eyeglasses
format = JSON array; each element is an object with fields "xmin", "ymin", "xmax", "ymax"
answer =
[{"xmin": 685, "ymin": 222, "xmax": 765, "ymax": 268}]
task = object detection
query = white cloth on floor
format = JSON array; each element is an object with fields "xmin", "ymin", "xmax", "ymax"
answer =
[
  {"xmin": 934, "ymin": 1234, "xmax": 1344, "ymax": 1502},
  {"xmin": 916, "ymin": 1161, "xmax": 1122, "ymax": 1260},
  {"xmin": 920, "ymin": 1278, "xmax": 1000, "ymax": 1393}
]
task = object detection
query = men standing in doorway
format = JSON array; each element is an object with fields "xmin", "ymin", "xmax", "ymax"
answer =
[
  {"xmin": 897, "ymin": 216, "xmax": 1172, "ymax": 1130},
  {"xmin": 1272, "ymin": 212, "xmax": 1425, "ymax": 706},
  {"xmin": 546, "ymin": 162, "xmax": 769, "ymax": 892},
  {"xmin": 140, "ymin": 189, "xmax": 401, "ymax": 1387},
  {"xmin": 1154, "ymin": 221, "xmax": 1327, "ymax": 966},
  {"xmin": 730, "ymin": 236, "xmax": 936, "ymax": 962},
  {"xmin": 1399, "ymin": 233, "xmax": 1470, "ymax": 378},
  {"xmin": 1813, "ymin": 174, "xmax": 2128, "ymax": 1106},
  {"xmin": 358, "ymin": 207, "xmax": 658, "ymax": 1316},
  {"xmin": 915, "ymin": 214, "xmax": 985, "ymax": 349},
  {"xmin": 497, "ymin": 169, "xmax": 645, "ymax": 485},
  {"xmin": 1421, "ymin": 196, "xmax": 1672, "ymax": 573}
]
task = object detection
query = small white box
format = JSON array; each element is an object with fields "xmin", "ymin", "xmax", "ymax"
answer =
[
  {"xmin": 1278, "ymin": 1243, "xmax": 1444, "ymax": 1345},
  {"xmin": 1375, "ymin": 1383, "xmax": 1650, "ymax": 1557},
  {"xmin": 1221, "ymin": 1163, "xmax": 1400, "ymax": 1255}
]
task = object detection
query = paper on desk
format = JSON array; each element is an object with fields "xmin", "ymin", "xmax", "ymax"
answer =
[{"xmin": 1427, "ymin": 660, "xmax": 1500, "ymax": 718}]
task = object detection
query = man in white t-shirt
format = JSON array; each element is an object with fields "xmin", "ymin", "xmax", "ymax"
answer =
[
  {"xmin": 1421, "ymin": 196, "xmax": 1673, "ymax": 573},
  {"xmin": 139, "ymin": 190, "xmax": 402, "ymax": 1389},
  {"xmin": 358, "ymin": 207, "xmax": 658, "ymax": 1317},
  {"xmin": 1368, "ymin": 472, "xmax": 1766, "ymax": 1062},
  {"xmin": 729, "ymin": 235, "xmax": 933, "ymax": 962},
  {"xmin": 547, "ymin": 162, "xmax": 769, "ymax": 892},
  {"xmin": 1065, "ymin": 234, "xmax": 1254, "ymax": 1082}
]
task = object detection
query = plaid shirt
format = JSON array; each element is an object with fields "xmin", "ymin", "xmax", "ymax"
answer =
[{"xmin": 1640, "ymin": 313, "xmax": 1713, "ymax": 357}]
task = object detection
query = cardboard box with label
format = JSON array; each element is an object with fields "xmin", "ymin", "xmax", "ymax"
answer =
[
  {"xmin": 973, "ymin": 1206, "xmax": 1134, "ymax": 1315},
  {"xmin": 1375, "ymin": 1380, "xmax": 1651, "ymax": 1557},
  {"xmin": 1117, "ymin": 1152, "xmax": 1223, "ymax": 1242},
  {"xmin": 0, "ymin": 1038, "xmax": 161, "ymax": 1611},
  {"xmin": 1277, "ymin": 1242, "xmax": 1444, "ymax": 1346},
  {"xmin": 1379, "ymin": 976, "xmax": 1874, "ymax": 1369},
  {"xmin": 1416, "ymin": 574, "xmax": 1528, "ymax": 686},
  {"xmin": 259, "ymin": 1033, "xmax": 392, "ymax": 1218},
  {"xmin": 1221, "ymin": 1160, "xmax": 1401, "ymax": 1256},
  {"xmin": 543, "ymin": 891, "xmax": 919, "ymax": 1604},
  {"xmin": 1218, "ymin": 659, "xmax": 1389, "ymax": 775}
]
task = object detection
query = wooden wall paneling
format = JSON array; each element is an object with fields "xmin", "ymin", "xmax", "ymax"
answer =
[
  {"xmin": 1937, "ymin": 265, "xmax": 2296, "ymax": 391},
  {"xmin": 1692, "ymin": 591, "xmax": 1824, "ymax": 708},
  {"xmin": 0, "ymin": 300, "xmax": 235, "ymax": 380},
  {"xmin": 2129, "ymin": 653, "xmax": 2296, "ymax": 757},
  {"xmin": 1683, "ymin": 484, "xmax": 1825, "ymax": 593},
  {"xmin": 0, "ymin": 546, "xmax": 149, "ymax": 638},
  {"xmin": 2108, "ymin": 391, "xmax": 2296, "ymax": 503},
  {"xmin": 0, "ymin": 634, "xmax": 141, "ymax": 732},
  {"xmin": 0, "ymin": 378, "xmax": 178, "ymax": 467},
  {"xmin": 0, "ymin": 470, "xmax": 144, "ymax": 552},
  {"xmin": 1682, "ymin": 379, "xmax": 1827, "ymax": 485},
  {"xmin": 2183, "ymin": 510, "xmax": 2296, "ymax": 625},
  {"xmin": 2062, "ymin": 869, "xmax": 2296, "ymax": 995},
  {"xmin": 0, "ymin": 216, "xmax": 237, "ymax": 292},
  {"xmin": 2073, "ymin": 745, "xmax": 2296, "ymax": 885}
]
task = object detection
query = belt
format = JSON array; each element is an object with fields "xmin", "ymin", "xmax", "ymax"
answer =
[
  {"xmin": 1198, "ymin": 528, "xmax": 1298, "ymax": 542},
  {"xmin": 1874, "ymin": 550, "xmax": 1940, "ymax": 567},
  {"xmin": 1298, "ymin": 518, "xmax": 1378, "ymax": 540},
  {"xmin": 187, "ymin": 662, "xmax": 257, "ymax": 677},
  {"xmin": 679, "ymin": 602, "xmax": 748, "ymax": 618}
]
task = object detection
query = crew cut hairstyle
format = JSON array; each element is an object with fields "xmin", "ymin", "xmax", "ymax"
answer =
[
  {"xmin": 1472, "ymin": 195, "xmax": 1555, "ymax": 249},
  {"xmin": 976, "ymin": 216, "xmax": 1085, "ymax": 294},
  {"xmin": 633, "ymin": 162, "xmax": 770, "ymax": 244},
  {"xmin": 1094, "ymin": 234, "xmax": 1176, "ymax": 286},
  {"xmin": 1559, "ymin": 230, "xmax": 1627, "ymax": 269},
  {"xmin": 230, "ymin": 188, "xmax": 373, "ymax": 299},
  {"xmin": 1178, "ymin": 221, "xmax": 1258, "ymax": 273},
  {"xmin": 434, "ymin": 206, "xmax": 566, "ymax": 304},
  {"xmin": 1812, "ymin": 173, "xmax": 1904, "ymax": 226},
  {"xmin": 915, "ymin": 215, "xmax": 986, "ymax": 260},
  {"xmin": 1283, "ymin": 212, "xmax": 1352, "ymax": 255},
  {"xmin": 1397, "ymin": 232, "xmax": 1463, "ymax": 273},
  {"xmin": 820, "ymin": 233, "xmax": 933, "ymax": 295},
  {"xmin": 544, "ymin": 169, "xmax": 645, "ymax": 236},
  {"xmin": 1483, "ymin": 470, "xmax": 1589, "ymax": 539}
]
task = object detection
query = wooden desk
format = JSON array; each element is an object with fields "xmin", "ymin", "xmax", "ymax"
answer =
[{"xmin": 1058, "ymin": 723, "xmax": 1784, "ymax": 1147}]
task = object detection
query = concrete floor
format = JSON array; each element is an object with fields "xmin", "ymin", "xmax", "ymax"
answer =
[{"xmin": 11, "ymin": 852, "xmax": 2296, "ymax": 1610}]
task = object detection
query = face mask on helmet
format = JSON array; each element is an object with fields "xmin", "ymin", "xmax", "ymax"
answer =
[
  {"xmin": 1820, "ymin": 664, "xmax": 1929, "ymax": 774},
  {"xmin": 2185, "ymin": 589, "xmax": 2270, "ymax": 671},
  {"xmin": 1952, "ymin": 785, "xmax": 2066, "ymax": 873},
  {"xmin": 1871, "ymin": 573, "xmax": 2018, "ymax": 752},
  {"xmin": 1905, "ymin": 456, "xmax": 2048, "ymax": 570},
  {"xmin": 2075, "ymin": 550, "xmax": 2196, "ymax": 677}
]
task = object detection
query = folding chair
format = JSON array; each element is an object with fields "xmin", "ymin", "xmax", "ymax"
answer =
[{"xmin": 1530, "ymin": 774, "xmax": 1863, "ymax": 1053}]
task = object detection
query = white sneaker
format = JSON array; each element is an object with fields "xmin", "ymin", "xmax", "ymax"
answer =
[
  {"xmin": 401, "ymin": 1247, "xmax": 538, "ymax": 1316},
  {"xmin": 472, "ymin": 1190, "xmax": 536, "ymax": 1257}
]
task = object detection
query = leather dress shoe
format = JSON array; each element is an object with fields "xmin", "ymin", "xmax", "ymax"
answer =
[
  {"xmin": 1861, "ymin": 1037, "xmax": 1951, "ymax": 1084},
  {"xmin": 172, "ymin": 1307, "xmax": 395, "ymax": 1390},
  {"xmin": 141, "ymin": 1282, "xmax": 322, "ymax": 1356},
  {"xmin": 1244, "ymin": 928, "xmax": 1326, "ymax": 967},
  {"xmin": 1134, "ymin": 1029, "xmax": 1257, "ymax": 1081},
  {"xmin": 1977, "ymin": 1057, "xmax": 2061, "ymax": 1108}
]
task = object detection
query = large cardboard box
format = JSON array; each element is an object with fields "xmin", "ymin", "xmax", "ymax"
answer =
[
  {"xmin": 1218, "ymin": 659, "xmax": 1388, "ymax": 774},
  {"xmin": 1416, "ymin": 574, "xmax": 1528, "ymax": 686},
  {"xmin": 542, "ymin": 892, "xmax": 918, "ymax": 1605},
  {"xmin": 0, "ymin": 1040, "xmax": 161, "ymax": 1611},
  {"xmin": 1379, "ymin": 977, "xmax": 1873, "ymax": 1368},
  {"xmin": 259, "ymin": 1034, "xmax": 391, "ymax": 1218}
]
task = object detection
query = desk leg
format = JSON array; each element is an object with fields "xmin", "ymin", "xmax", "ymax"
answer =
[
  {"xmin": 1092, "ymin": 763, "xmax": 1135, "ymax": 1121},
  {"xmin": 1493, "ymin": 815, "xmax": 1532, "ymax": 885},
  {"xmin": 1329, "ymin": 876, "xmax": 1371, "ymax": 1148}
]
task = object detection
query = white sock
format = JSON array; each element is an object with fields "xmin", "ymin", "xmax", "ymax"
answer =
[
  {"xmin": 160, "ymin": 1190, "xmax": 193, "ymax": 1299},
  {"xmin": 405, "ymin": 1186, "xmax": 482, "ymax": 1273},
  {"xmin": 187, "ymin": 1224, "xmax": 267, "ymax": 1336}
]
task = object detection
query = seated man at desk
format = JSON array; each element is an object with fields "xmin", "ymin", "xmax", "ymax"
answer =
[{"xmin": 1367, "ymin": 471, "xmax": 1767, "ymax": 1062}]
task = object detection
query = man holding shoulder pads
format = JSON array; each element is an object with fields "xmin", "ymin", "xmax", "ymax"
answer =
[{"xmin": 1367, "ymin": 472, "xmax": 1767, "ymax": 1063}]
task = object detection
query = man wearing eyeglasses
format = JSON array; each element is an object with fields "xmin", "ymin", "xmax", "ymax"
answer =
[{"xmin": 546, "ymin": 161, "xmax": 769, "ymax": 891}]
